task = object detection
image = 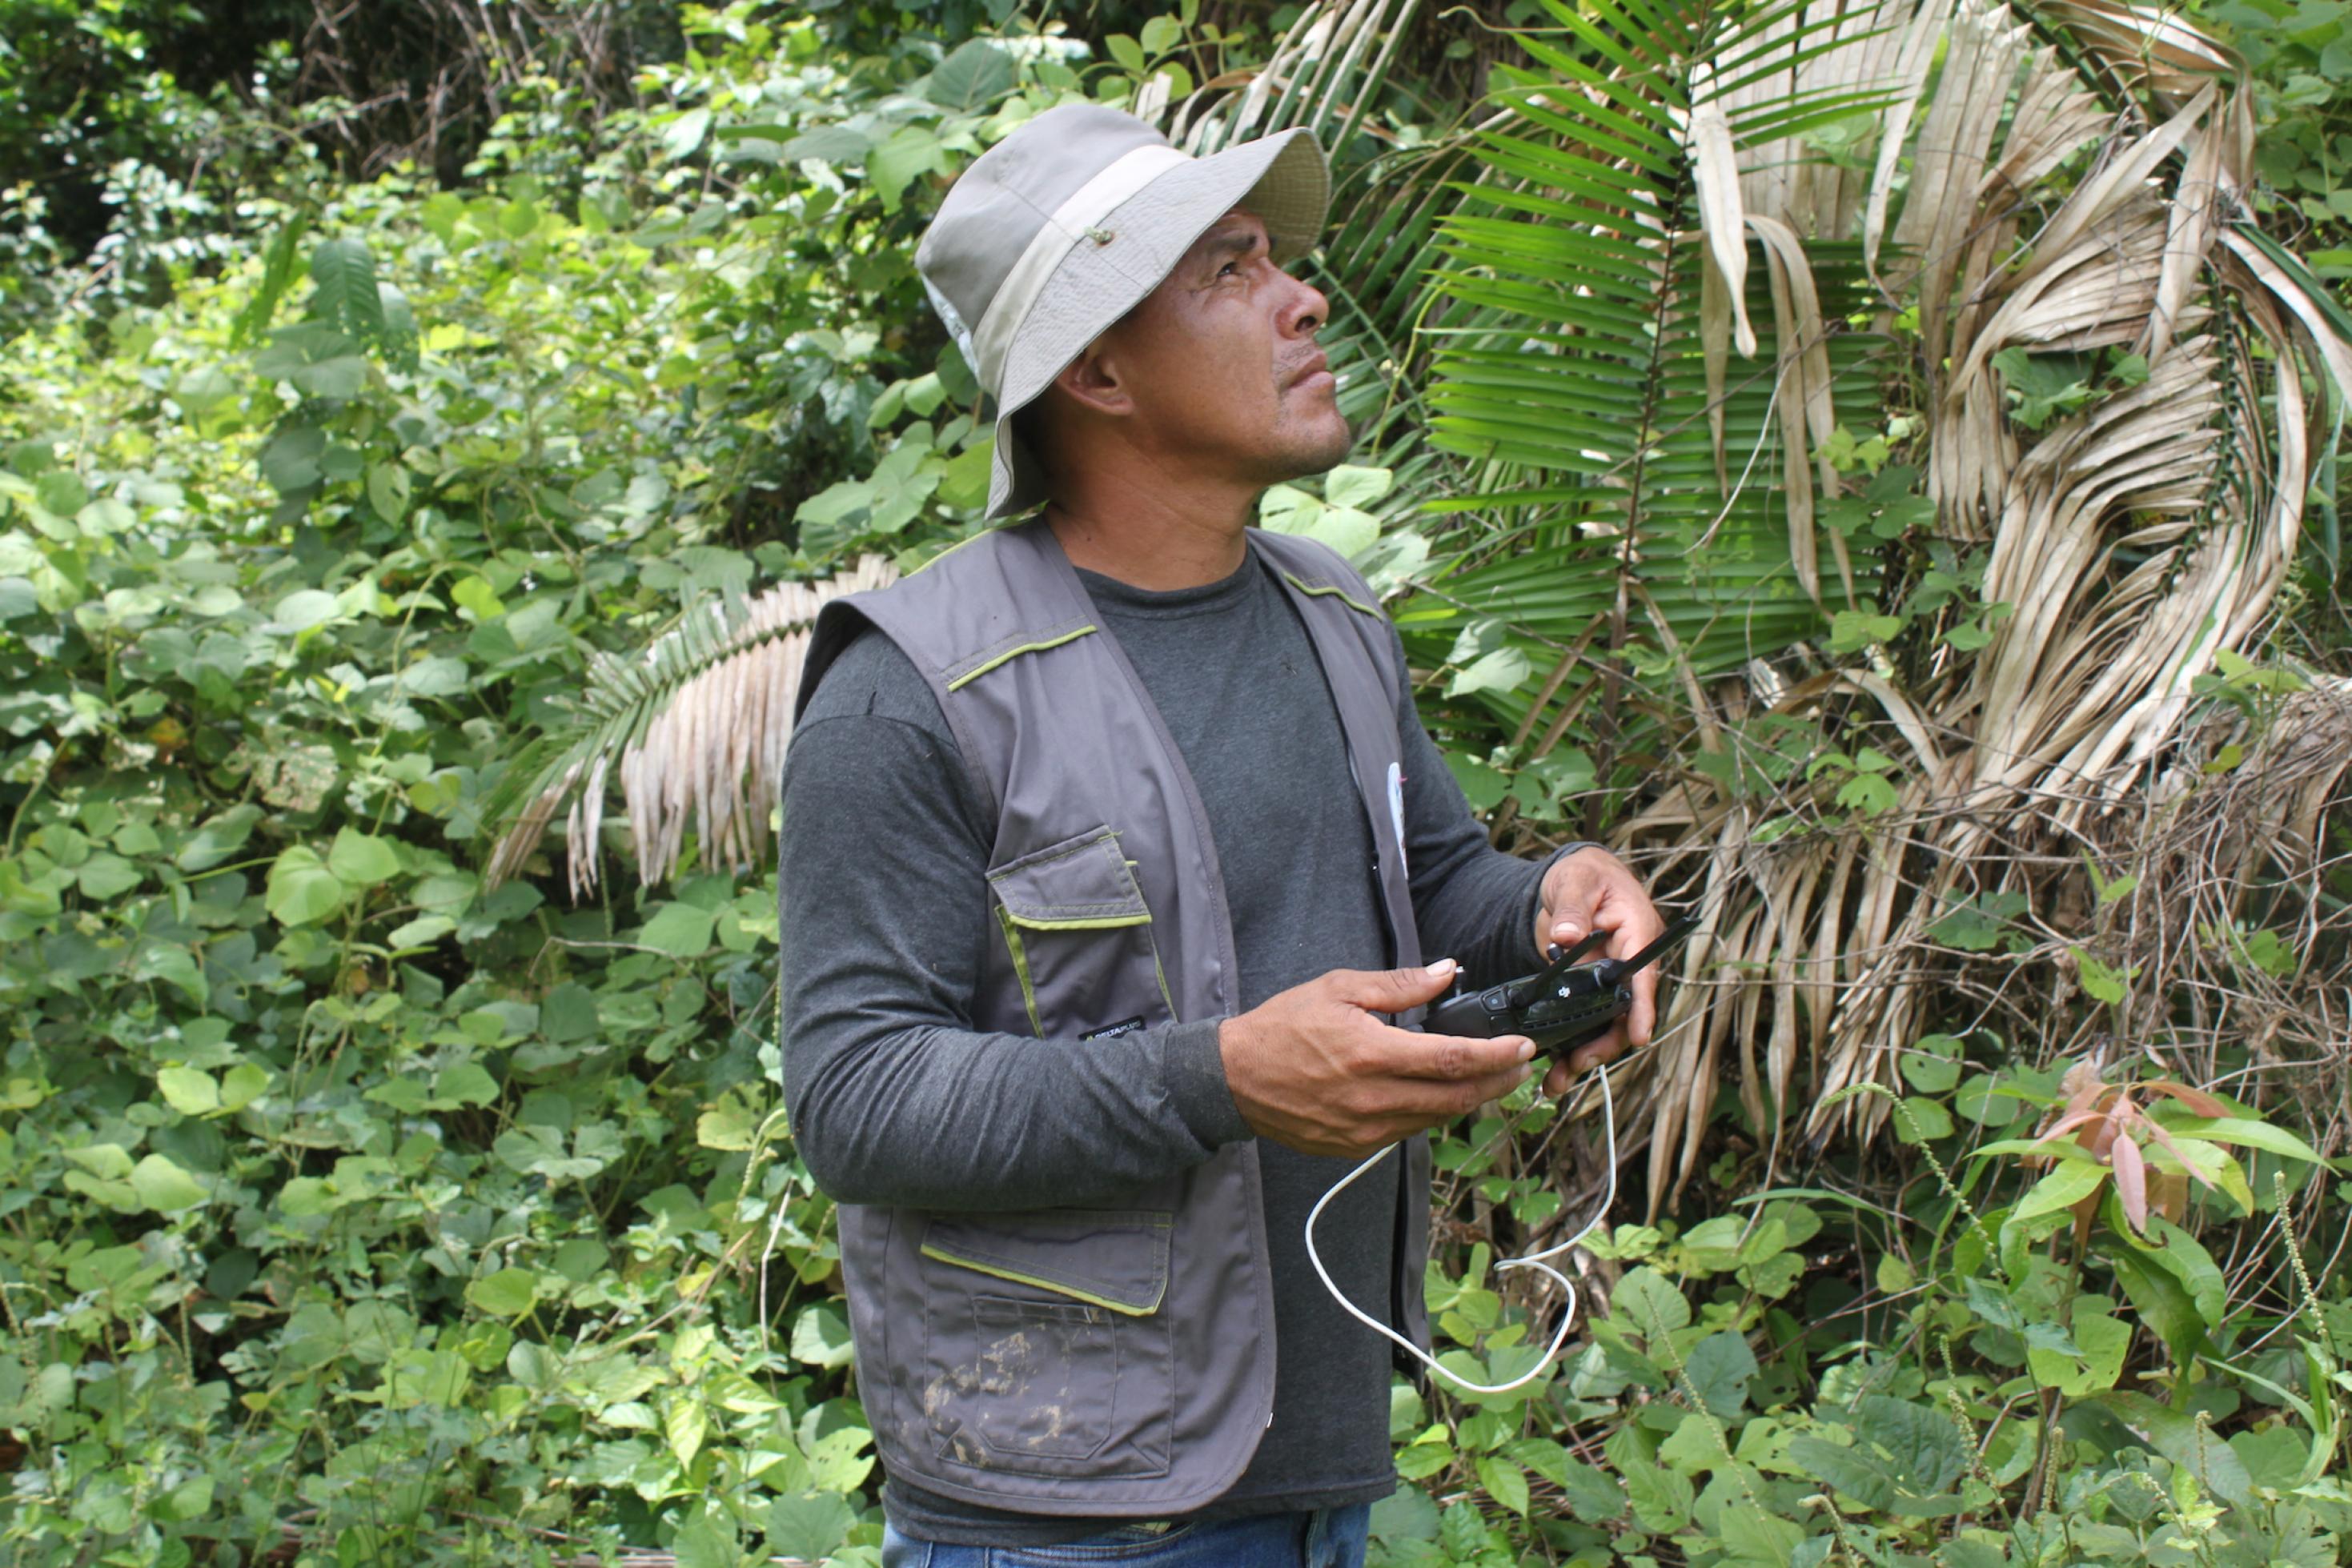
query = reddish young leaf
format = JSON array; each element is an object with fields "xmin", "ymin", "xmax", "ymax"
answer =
[
  {"xmin": 2141, "ymin": 1081, "xmax": 2229, "ymax": 1119},
  {"xmin": 2112, "ymin": 1129, "xmax": 2149, "ymax": 1233}
]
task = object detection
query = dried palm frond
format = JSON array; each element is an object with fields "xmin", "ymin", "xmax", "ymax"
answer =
[
  {"xmin": 481, "ymin": 555, "xmax": 893, "ymax": 895},
  {"xmin": 1399, "ymin": 0, "xmax": 2352, "ymax": 1212}
]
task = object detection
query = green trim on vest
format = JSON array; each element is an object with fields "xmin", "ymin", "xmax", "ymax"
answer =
[
  {"xmin": 946, "ymin": 624, "xmax": 1099, "ymax": 691},
  {"xmin": 993, "ymin": 908, "xmax": 1045, "ymax": 1036},
  {"xmin": 1005, "ymin": 911, "xmax": 1152, "ymax": 932},
  {"xmin": 1278, "ymin": 571, "xmax": 1379, "ymax": 619},
  {"xmin": 917, "ymin": 1244, "xmax": 1168, "ymax": 1317}
]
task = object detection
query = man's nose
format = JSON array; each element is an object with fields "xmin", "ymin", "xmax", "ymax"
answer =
[{"xmin": 1279, "ymin": 271, "xmax": 1331, "ymax": 337}]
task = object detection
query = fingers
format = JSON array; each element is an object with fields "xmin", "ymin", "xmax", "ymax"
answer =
[
  {"xmin": 1378, "ymin": 1022, "xmax": 1535, "ymax": 1083},
  {"xmin": 1628, "ymin": 965, "xmax": 1659, "ymax": 1047},
  {"xmin": 1566, "ymin": 1026, "xmax": 1628, "ymax": 1076},
  {"xmin": 1330, "ymin": 957, "xmax": 1463, "ymax": 1014}
]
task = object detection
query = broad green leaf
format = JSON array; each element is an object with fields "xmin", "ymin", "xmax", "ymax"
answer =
[
  {"xmin": 867, "ymin": 126, "xmax": 946, "ymax": 214},
  {"xmin": 1684, "ymin": 1332, "xmax": 1759, "ymax": 1418},
  {"xmin": 666, "ymin": 1397, "xmax": 709, "ymax": 1466},
  {"xmin": 935, "ymin": 439, "xmax": 993, "ymax": 511},
  {"xmin": 639, "ymin": 904, "xmax": 716, "ymax": 957},
  {"xmin": 662, "ymin": 107, "xmax": 712, "ymax": 160},
  {"xmin": 2026, "ymin": 1305, "xmax": 2129, "ymax": 1395},
  {"xmin": 435, "ymin": 1062, "xmax": 500, "ymax": 1107},
  {"xmin": 1445, "ymin": 752, "xmax": 1508, "ymax": 811},
  {"xmin": 465, "ymin": 1268, "xmax": 540, "ymax": 1317},
  {"xmin": 175, "ymin": 804, "xmax": 261, "ymax": 872},
  {"xmin": 130, "ymin": 1153, "xmax": 209, "ymax": 1212},
  {"xmin": 1610, "ymin": 1266, "xmax": 1691, "ymax": 1342},
  {"xmin": 1901, "ymin": 1033, "xmax": 1965, "ymax": 1093},
  {"xmin": 697, "ymin": 1100, "xmax": 759, "ymax": 1152},
  {"xmin": 34, "ymin": 471, "xmax": 87, "ymax": 518},
  {"xmin": 64, "ymin": 1144, "xmax": 135, "ymax": 1180},
  {"xmin": 1307, "ymin": 504, "xmax": 1382, "ymax": 559},
  {"xmin": 803, "ymin": 1425, "xmax": 875, "ymax": 1492},
  {"xmin": 367, "ymin": 463, "xmax": 410, "ymax": 523},
  {"xmin": 220, "ymin": 1063, "xmax": 271, "ymax": 1113},
  {"xmin": 266, "ymin": 846, "xmax": 346, "ymax": 927},
  {"xmin": 669, "ymin": 1514, "xmax": 734, "ymax": 1568},
  {"xmin": 259, "ymin": 425, "xmax": 327, "ymax": 493},
  {"xmin": 273, "ymin": 588, "xmax": 340, "ymax": 632},
  {"xmin": 1895, "ymin": 1094, "xmax": 1955, "ymax": 1143},
  {"xmin": 1448, "ymin": 646, "xmax": 1531, "ymax": 699},
  {"xmin": 1476, "ymin": 1454, "xmax": 1530, "ymax": 1515},
  {"xmin": 327, "ymin": 828, "xmax": 399, "ymax": 888},
  {"xmin": 309, "ymin": 238, "xmax": 386, "ymax": 347},
  {"xmin": 1326, "ymin": 464, "xmax": 1395, "ymax": 508},
  {"xmin": 1720, "ymin": 1505, "xmax": 1804, "ymax": 1564},
  {"xmin": 2151, "ymin": 1117, "xmax": 2326, "ymax": 1166},
  {"xmin": 775, "ymin": 126, "xmax": 873, "ymax": 164},
  {"xmin": 789, "ymin": 1302, "xmax": 856, "ymax": 1369},
  {"xmin": 75, "ymin": 852, "xmax": 141, "ymax": 900},
  {"xmin": 2105, "ymin": 1244, "xmax": 2208, "ymax": 1374},
  {"xmin": 156, "ymin": 1067, "xmax": 220, "ymax": 1116},
  {"xmin": 765, "ymin": 1491, "xmax": 857, "ymax": 1561},
  {"xmin": 1140, "ymin": 14, "xmax": 1183, "ymax": 54},
  {"xmin": 1854, "ymin": 1394, "xmax": 1969, "ymax": 1494},
  {"xmin": 2013, "ymin": 1158, "xmax": 2108, "ymax": 1221},
  {"xmin": 1621, "ymin": 1454, "xmax": 1694, "ymax": 1532},
  {"xmin": 928, "ymin": 40, "xmax": 1016, "ymax": 111}
]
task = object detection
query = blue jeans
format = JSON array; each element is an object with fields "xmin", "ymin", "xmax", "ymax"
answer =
[{"xmin": 881, "ymin": 1504, "xmax": 1371, "ymax": 1568}]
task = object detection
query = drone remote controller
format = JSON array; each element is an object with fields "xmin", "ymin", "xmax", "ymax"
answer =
[{"xmin": 1425, "ymin": 914, "xmax": 1696, "ymax": 1054}]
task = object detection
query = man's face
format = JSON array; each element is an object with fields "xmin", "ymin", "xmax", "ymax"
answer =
[{"xmin": 1078, "ymin": 209, "xmax": 1352, "ymax": 486}]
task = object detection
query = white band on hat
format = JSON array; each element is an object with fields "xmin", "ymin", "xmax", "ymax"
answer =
[{"xmin": 971, "ymin": 143, "xmax": 1193, "ymax": 394}]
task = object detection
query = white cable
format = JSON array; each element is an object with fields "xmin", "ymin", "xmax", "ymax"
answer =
[{"xmin": 1304, "ymin": 1056, "xmax": 1621, "ymax": 1396}]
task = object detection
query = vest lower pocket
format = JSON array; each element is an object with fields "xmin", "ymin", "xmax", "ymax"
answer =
[{"xmin": 918, "ymin": 1209, "xmax": 1174, "ymax": 1478}]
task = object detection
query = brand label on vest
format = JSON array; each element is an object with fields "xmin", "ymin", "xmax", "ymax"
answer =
[{"xmin": 1081, "ymin": 1016, "xmax": 1148, "ymax": 1041}]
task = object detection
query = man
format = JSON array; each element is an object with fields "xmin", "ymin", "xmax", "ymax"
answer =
[{"xmin": 778, "ymin": 102, "xmax": 1665, "ymax": 1567}]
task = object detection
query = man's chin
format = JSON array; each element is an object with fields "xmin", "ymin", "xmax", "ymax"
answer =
[{"xmin": 1276, "ymin": 416, "xmax": 1361, "ymax": 482}]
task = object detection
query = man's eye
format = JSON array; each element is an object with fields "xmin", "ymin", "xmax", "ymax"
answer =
[{"xmin": 1218, "ymin": 260, "xmax": 1240, "ymax": 278}]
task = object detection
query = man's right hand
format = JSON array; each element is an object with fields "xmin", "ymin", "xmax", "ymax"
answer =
[{"xmin": 1217, "ymin": 959, "xmax": 1536, "ymax": 1159}]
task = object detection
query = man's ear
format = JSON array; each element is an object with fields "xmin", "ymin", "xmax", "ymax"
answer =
[{"xmin": 1052, "ymin": 334, "xmax": 1135, "ymax": 420}]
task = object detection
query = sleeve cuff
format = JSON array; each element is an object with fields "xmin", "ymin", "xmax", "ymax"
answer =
[{"xmin": 1164, "ymin": 1017, "xmax": 1252, "ymax": 1149}]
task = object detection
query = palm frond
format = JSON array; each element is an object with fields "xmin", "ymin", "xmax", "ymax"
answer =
[{"xmin": 482, "ymin": 555, "xmax": 893, "ymax": 894}]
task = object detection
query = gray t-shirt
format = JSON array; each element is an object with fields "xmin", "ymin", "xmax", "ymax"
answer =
[{"xmin": 778, "ymin": 543, "xmax": 1569, "ymax": 1546}]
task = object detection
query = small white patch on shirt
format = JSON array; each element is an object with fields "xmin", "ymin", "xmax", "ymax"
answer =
[{"xmin": 1387, "ymin": 760, "xmax": 1407, "ymax": 873}]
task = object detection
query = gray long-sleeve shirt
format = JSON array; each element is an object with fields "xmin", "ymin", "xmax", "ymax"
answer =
[{"xmin": 778, "ymin": 544, "xmax": 1574, "ymax": 1545}]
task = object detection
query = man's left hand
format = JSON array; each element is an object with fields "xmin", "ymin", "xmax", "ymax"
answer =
[{"xmin": 1534, "ymin": 846, "xmax": 1666, "ymax": 1093}]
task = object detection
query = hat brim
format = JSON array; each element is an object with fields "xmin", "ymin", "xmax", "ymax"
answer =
[{"xmin": 981, "ymin": 126, "xmax": 1331, "ymax": 521}]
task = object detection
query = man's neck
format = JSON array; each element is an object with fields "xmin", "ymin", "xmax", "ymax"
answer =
[{"xmin": 1044, "ymin": 489, "xmax": 1257, "ymax": 592}]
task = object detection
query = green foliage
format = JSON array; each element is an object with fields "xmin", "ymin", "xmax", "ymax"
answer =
[
  {"xmin": 1367, "ymin": 1058, "xmax": 2351, "ymax": 1567},
  {"xmin": 5, "ymin": 0, "xmax": 2350, "ymax": 1562},
  {"xmin": 0, "ymin": 1, "xmax": 1115, "ymax": 1556}
]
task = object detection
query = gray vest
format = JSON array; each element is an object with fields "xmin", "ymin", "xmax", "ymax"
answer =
[{"xmin": 793, "ymin": 519, "xmax": 1431, "ymax": 1513}]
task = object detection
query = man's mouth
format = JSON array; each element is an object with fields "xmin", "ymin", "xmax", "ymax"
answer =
[{"xmin": 1288, "ymin": 352, "xmax": 1334, "ymax": 391}]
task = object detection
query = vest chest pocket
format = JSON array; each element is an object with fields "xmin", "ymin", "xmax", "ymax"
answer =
[
  {"xmin": 985, "ymin": 827, "xmax": 1175, "ymax": 1037},
  {"xmin": 918, "ymin": 1209, "xmax": 1175, "ymax": 1478}
]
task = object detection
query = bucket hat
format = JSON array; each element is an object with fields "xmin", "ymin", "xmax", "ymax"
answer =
[{"xmin": 915, "ymin": 102, "xmax": 1331, "ymax": 520}]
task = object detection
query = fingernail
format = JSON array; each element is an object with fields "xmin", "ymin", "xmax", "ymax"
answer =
[
  {"xmin": 1517, "ymin": 1040, "xmax": 1536, "ymax": 1061},
  {"xmin": 1426, "ymin": 957, "xmax": 1456, "ymax": 976}
]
